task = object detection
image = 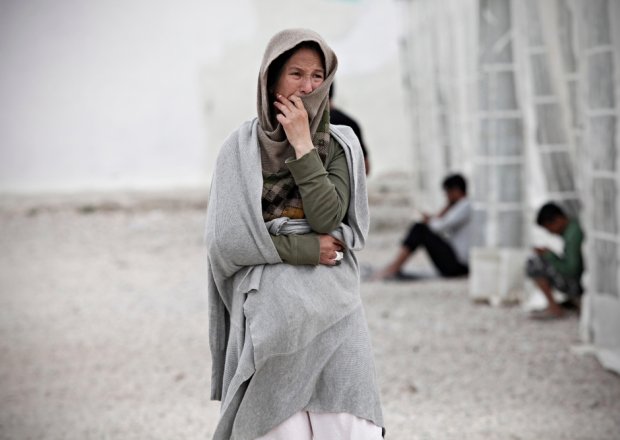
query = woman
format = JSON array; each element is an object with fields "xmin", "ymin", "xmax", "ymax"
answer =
[{"xmin": 206, "ymin": 29, "xmax": 384, "ymax": 440}]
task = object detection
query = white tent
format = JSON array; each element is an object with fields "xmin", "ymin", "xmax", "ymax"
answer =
[{"xmin": 400, "ymin": 0, "xmax": 620, "ymax": 373}]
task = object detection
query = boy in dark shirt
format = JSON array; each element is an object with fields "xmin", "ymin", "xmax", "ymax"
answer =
[{"xmin": 526, "ymin": 202, "xmax": 585, "ymax": 319}]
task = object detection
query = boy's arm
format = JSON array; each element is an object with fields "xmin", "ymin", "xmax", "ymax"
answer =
[
  {"xmin": 428, "ymin": 199, "xmax": 472, "ymax": 234},
  {"xmin": 543, "ymin": 228, "xmax": 583, "ymax": 276}
]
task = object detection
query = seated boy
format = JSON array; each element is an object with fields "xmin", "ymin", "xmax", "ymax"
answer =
[
  {"xmin": 375, "ymin": 174, "xmax": 472, "ymax": 280},
  {"xmin": 526, "ymin": 202, "xmax": 585, "ymax": 319}
]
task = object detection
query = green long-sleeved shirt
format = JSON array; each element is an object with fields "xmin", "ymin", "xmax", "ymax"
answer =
[
  {"xmin": 543, "ymin": 219, "xmax": 585, "ymax": 277},
  {"xmin": 270, "ymin": 137, "xmax": 351, "ymax": 265}
]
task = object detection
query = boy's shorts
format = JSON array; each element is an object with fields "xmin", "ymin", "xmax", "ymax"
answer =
[{"xmin": 526, "ymin": 255, "xmax": 583, "ymax": 297}]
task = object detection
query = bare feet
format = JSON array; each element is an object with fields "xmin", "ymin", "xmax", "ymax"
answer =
[
  {"xmin": 529, "ymin": 307, "xmax": 565, "ymax": 320},
  {"xmin": 371, "ymin": 247, "xmax": 412, "ymax": 281},
  {"xmin": 370, "ymin": 267, "xmax": 398, "ymax": 281}
]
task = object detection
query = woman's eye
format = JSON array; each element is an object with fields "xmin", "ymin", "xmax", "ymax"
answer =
[{"xmin": 290, "ymin": 72, "xmax": 301, "ymax": 78}]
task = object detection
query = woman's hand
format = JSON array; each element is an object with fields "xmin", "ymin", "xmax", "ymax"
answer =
[
  {"xmin": 274, "ymin": 94, "xmax": 315, "ymax": 159},
  {"xmin": 318, "ymin": 234, "xmax": 345, "ymax": 266}
]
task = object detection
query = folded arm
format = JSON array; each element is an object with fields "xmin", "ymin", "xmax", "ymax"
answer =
[
  {"xmin": 271, "ymin": 142, "xmax": 351, "ymax": 265},
  {"xmin": 286, "ymin": 144, "xmax": 350, "ymax": 233}
]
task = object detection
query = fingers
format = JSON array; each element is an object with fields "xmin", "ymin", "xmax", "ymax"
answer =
[
  {"xmin": 318, "ymin": 235, "xmax": 346, "ymax": 266},
  {"xmin": 328, "ymin": 251, "xmax": 343, "ymax": 266},
  {"xmin": 275, "ymin": 113, "xmax": 286, "ymax": 125},
  {"xmin": 274, "ymin": 94, "xmax": 306, "ymax": 115},
  {"xmin": 319, "ymin": 254, "xmax": 341, "ymax": 266},
  {"xmin": 274, "ymin": 94, "xmax": 295, "ymax": 112},
  {"xmin": 320, "ymin": 237, "xmax": 343, "ymax": 252},
  {"xmin": 322, "ymin": 235, "xmax": 344, "ymax": 249},
  {"xmin": 276, "ymin": 93, "xmax": 302, "ymax": 107},
  {"xmin": 330, "ymin": 238, "xmax": 344, "ymax": 252},
  {"xmin": 273, "ymin": 100, "xmax": 292, "ymax": 118},
  {"xmin": 324, "ymin": 256, "xmax": 338, "ymax": 266},
  {"xmin": 288, "ymin": 94, "xmax": 304, "ymax": 108},
  {"xmin": 273, "ymin": 94, "xmax": 314, "ymax": 153}
]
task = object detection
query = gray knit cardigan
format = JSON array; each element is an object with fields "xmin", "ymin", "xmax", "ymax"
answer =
[{"xmin": 206, "ymin": 118, "xmax": 384, "ymax": 440}]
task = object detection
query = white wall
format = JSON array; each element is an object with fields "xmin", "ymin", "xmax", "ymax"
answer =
[{"xmin": 0, "ymin": 0, "xmax": 411, "ymax": 193}]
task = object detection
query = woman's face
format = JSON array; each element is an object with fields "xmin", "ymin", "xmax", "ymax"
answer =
[{"xmin": 273, "ymin": 47, "xmax": 325, "ymax": 99}]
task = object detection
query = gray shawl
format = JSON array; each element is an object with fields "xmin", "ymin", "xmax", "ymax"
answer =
[{"xmin": 206, "ymin": 120, "xmax": 383, "ymax": 439}]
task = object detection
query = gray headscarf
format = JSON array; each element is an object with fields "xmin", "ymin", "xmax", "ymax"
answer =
[{"xmin": 256, "ymin": 29, "xmax": 338, "ymax": 173}]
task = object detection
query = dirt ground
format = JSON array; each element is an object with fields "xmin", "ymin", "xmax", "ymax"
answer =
[{"xmin": 0, "ymin": 194, "xmax": 619, "ymax": 440}]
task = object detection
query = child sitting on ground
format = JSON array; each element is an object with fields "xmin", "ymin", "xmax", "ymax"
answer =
[
  {"xmin": 374, "ymin": 174, "xmax": 472, "ymax": 280},
  {"xmin": 526, "ymin": 202, "xmax": 585, "ymax": 319}
]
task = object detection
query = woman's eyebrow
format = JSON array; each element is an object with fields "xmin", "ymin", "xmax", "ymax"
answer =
[{"xmin": 286, "ymin": 64, "xmax": 324, "ymax": 72}]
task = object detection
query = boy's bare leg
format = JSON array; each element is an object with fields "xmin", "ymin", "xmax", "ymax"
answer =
[
  {"xmin": 533, "ymin": 277, "xmax": 564, "ymax": 317},
  {"xmin": 373, "ymin": 247, "xmax": 411, "ymax": 280}
]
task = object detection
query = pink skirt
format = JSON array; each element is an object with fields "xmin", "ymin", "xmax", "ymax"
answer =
[{"xmin": 255, "ymin": 411, "xmax": 383, "ymax": 440}]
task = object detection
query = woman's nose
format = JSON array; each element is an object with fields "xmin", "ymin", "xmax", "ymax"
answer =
[{"xmin": 300, "ymin": 77, "xmax": 313, "ymax": 94}]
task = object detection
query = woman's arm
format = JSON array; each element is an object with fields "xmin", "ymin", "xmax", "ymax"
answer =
[
  {"xmin": 269, "ymin": 140, "xmax": 350, "ymax": 266},
  {"xmin": 270, "ymin": 233, "xmax": 320, "ymax": 265},
  {"xmin": 286, "ymin": 142, "xmax": 350, "ymax": 233},
  {"xmin": 273, "ymin": 94, "xmax": 351, "ymax": 233},
  {"xmin": 271, "ymin": 233, "xmax": 344, "ymax": 266}
]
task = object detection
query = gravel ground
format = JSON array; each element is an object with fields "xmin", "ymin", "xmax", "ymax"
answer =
[{"xmin": 0, "ymin": 199, "xmax": 618, "ymax": 440}]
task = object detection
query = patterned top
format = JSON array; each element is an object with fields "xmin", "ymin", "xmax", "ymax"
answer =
[{"xmin": 261, "ymin": 121, "xmax": 330, "ymax": 221}]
